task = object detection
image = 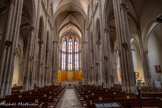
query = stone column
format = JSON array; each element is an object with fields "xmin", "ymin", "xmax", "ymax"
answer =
[
  {"xmin": 52, "ymin": 41, "xmax": 55, "ymax": 83},
  {"xmin": 60, "ymin": 44, "xmax": 62, "ymax": 70},
  {"xmin": 52, "ymin": 40, "xmax": 58, "ymax": 82},
  {"xmin": 86, "ymin": 38, "xmax": 90, "ymax": 82},
  {"xmin": 56, "ymin": 41, "xmax": 59, "ymax": 81},
  {"xmin": 91, "ymin": 65, "xmax": 94, "ymax": 84},
  {"xmin": 44, "ymin": 39, "xmax": 48, "ymax": 86},
  {"xmin": 41, "ymin": 33, "xmax": 47, "ymax": 87},
  {"xmin": 97, "ymin": 39, "xmax": 103, "ymax": 86},
  {"xmin": 49, "ymin": 35, "xmax": 53, "ymax": 85},
  {"xmin": 37, "ymin": 41, "xmax": 44, "ymax": 87},
  {"xmin": 113, "ymin": 52, "xmax": 119, "ymax": 84},
  {"xmin": 81, "ymin": 46, "xmax": 84, "ymax": 79},
  {"xmin": 66, "ymin": 39, "xmax": 68, "ymax": 71},
  {"xmin": 22, "ymin": 24, "xmax": 36, "ymax": 91},
  {"xmin": 82, "ymin": 41, "xmax": 87, "ymax": 81},
  {"xmin": 46, "ymin": 37, "xmax": 51, "ymax": 86},
  {"xmin": 0, "ymin": 0, "xmax": 24, "ymax": 97},
  {"xmin": 138, "ymin": 37, "xmax": 152, "ymax": 86},
  {"xmin": 142, "ymin": 50, "xmax": 152, "ymax": 86},
  {"xmin": 42, "ymin": 35, "xmax": 47, "ymax": 87},
  {"xmin": 53, "ymin": 41, "xmax": 59, "ymax": 81},
  {"xmin": 104, "ymin": 29, "xmax": 113, "ymax": 88},
  {"xmin": 18, "ymin": 60, "xmax": 25, "ymax": 86},
  {"xmin": 90, "ymin": 40, "xmax": 95, "ymax": 84},
  {"xmin": 99, "ymin": 59, "xmax": 102, "ymax": 85},
  {"xmin": 113, "ymin": 0, "xmax": 136, "ymax": 93}
]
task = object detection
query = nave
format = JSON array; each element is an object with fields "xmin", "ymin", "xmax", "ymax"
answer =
[
  {"xmin": 0, "ymin": 84, "xmax": 162, "ymax": 108},
  {"xmin": 0, "ymin": 0, "xmax": 162, "ymax": 108}
]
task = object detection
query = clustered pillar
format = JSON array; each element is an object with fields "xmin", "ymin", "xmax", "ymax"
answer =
[
  {"xmin": 0, "ymin": 0, "xmax": 24, "ymax": 97},
  {"xmin": 113, "ymin": 0, "xmax": 136, "ymax": 93},
  {"xmin": 104, "ymin": 29, "xmax": 113, "ymax": 88}
]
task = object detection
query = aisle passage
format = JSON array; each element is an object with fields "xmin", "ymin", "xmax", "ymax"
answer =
[{"xmin": 56, "ymin": 88, "xmax": 82, "ymax": 108}]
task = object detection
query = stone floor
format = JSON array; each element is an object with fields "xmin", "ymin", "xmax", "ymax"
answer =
[{"xmin": 56, "ymin": 88, "xmax": 82, "ymax": 108}]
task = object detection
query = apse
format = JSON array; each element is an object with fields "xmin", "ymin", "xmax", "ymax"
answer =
[{"xmin": 53, "ymin": 0, "xmax": 88, "ymax": 81}]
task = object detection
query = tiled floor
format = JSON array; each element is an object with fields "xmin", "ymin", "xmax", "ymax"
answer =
[{"xmin": 56, "ymin": 88, "xmax": 82, "ymax": 108}]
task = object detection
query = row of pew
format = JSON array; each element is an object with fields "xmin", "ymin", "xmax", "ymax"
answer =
[
  {"xmin": 11, "ymin": 86, "xmax": 23, "ymax": 94},
  {"xmin": 74, "ymin": 85, "xmax": 162, "ymax": 108},
  {"xmin": 0, "ymin": 85, "xmax": 66, "ymax": 108},
  {"xmin": 141, "ymin": 87, "xmax": 162, "ymax": 98}
]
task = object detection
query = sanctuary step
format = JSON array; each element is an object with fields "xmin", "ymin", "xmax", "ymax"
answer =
[
  {"xmin": 62, "ymin": 81, "xmax": 79, "ymax": 85},
  {"xmin": 59, "ymin": 81, "xmax": 80, "ymax": 89}
]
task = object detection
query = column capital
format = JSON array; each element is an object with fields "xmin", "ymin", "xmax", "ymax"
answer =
[
  {"xmin": 29, "ymin": 56, "xmax": 34, "ymax": 60},
  {"xmin": 82, "ymin": 41, "xmax": 88, "ymax": 44},
  {"xmin": 104, "ymin": 56, "xmax": 108, "ymax": 60},
  {"xmin": 53, "ymin": 41, "xmax": 58, "ymax": 43},
  {"xmin": 8, "ymin": 0, "xmax": 15, "ymax": 4},
  {"xmin": 120, "ymin": 2, "xmax": 128, "ymax": 10},
  {"xmin": 40, "ymin": 63, "xmax": 44, "ymax": 66},
  {"xmin": 38, "ymin": 41, "xmax": 43, "ymax": 44},
  {"xmin": 95, "ymin": 62, "xmax": 99, "ymax": 65},
  {"xmin": 29, "ymin": 26, "xmax": 35, "ymax": 31},
  {"xmin": 104, "ymin": 28, "xmax": 110, "ymax": 33},
  {"xmin": 86, "ymin": 27, "xmax": 90, "ymax": 30}
]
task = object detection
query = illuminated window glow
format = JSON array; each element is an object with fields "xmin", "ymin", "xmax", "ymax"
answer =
[
  {"xmin": 68, "ymin": 38, "xmax": 73, "ymax": 70},
  {"xmin": 61, "ymin": 40, "xmax": 66, "ymax": 70},
  {"xmin": 61, "ymin": 37, "xmax": 81, "ymax": 71},
  {"xmin": 75, "ymin": 41, "xmax": 79, "ymax": 70}
]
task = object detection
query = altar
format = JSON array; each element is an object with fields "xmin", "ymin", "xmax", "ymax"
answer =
[{"xmin": 57, "ymin": 70, "xmax": 82, "ymax": 81}]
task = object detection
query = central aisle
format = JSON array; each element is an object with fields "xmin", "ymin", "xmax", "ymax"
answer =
[{"xmin": 56, "ymin": 88, "xmax": 82, "ymax": 108}]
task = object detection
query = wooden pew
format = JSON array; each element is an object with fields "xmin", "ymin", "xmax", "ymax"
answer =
[
  {"xmin": 75, "ymin": 85, "xmax": 162, "ymax": 108},
  {"xmin": 0, "ymin": 85, "xmax": 66, "ymax": 108}
]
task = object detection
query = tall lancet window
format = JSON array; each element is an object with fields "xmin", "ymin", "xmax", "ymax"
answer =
[
  {"xmin": 60, "ymin": 35, "xmax": 81, "ymax": 71},
  {"xmin": 75, "ymin": 41, "xmax": 79, "ymax": 70},
  {"xmin": 62, "ymin": 40, "xmax": 66, "ymax": 52},
  {"xmin": 68, "ymin": 38, "xmax": 72, "ymax": 70},
  {"xmin": 62, "ymin": 40, "xmax": 66, "ymax": 70}
]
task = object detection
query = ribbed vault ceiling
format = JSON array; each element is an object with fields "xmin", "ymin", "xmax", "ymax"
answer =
[{"xmin": 52, "ymin": 0, "xmax": 89, "ymax": 38}]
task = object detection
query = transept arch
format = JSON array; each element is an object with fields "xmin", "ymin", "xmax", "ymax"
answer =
[
  {"xmin": 147, "ymin": 23, "xmax": 162, "ymax": 86},
  {"xmin": 12, "ymin": 0, "xmax": 36, "ymax": 89}
]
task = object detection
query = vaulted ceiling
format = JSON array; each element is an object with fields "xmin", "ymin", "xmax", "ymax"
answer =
[
  {"xmin": 53, "ymin": 0, "xmax": 89, "ymax": 15},
  {"xmin": 52, "ymin": 0, "xmax": 89, "ymax": 39}
]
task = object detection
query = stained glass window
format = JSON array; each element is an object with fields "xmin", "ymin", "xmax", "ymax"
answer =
[
  {"xmin": 62, "ymin": 40, "xmax": 66, "ymax": 52},
  {"xmin": 75, "ymin": 54, "xmax": 79, "ymax": 70},
  {"xmin": 75, "ymin": 41, "xmax": 79, "ymax": 70},
  {"xmin": 68, "ymin": 38, "xmax": 72, "ymax": 52},
  {"xmin": 68, "ymin": 54, "xmax": 72, "ymax": 70},
  {"xmin": 68, "ymin": 38, "xmax": 73, "ymax": 70},
  {"xmin": 75, "ymin": 41, "xmax": 78, "ymax": 52},
  {"xmin": 62, "ymin": 40, "xmax": 66, "ymax": 70},
  {"xmin": 61, "ymin": 37, "xmax": 81, "ymax": 71},
  {"xmin": 62, "ymin": 54, "xmax": 66, "ymax": 70}
]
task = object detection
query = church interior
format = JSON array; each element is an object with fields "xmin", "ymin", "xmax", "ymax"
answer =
[{"xmin": 0, "ymin": 0, "xmax": 162, "ymax": 107}]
